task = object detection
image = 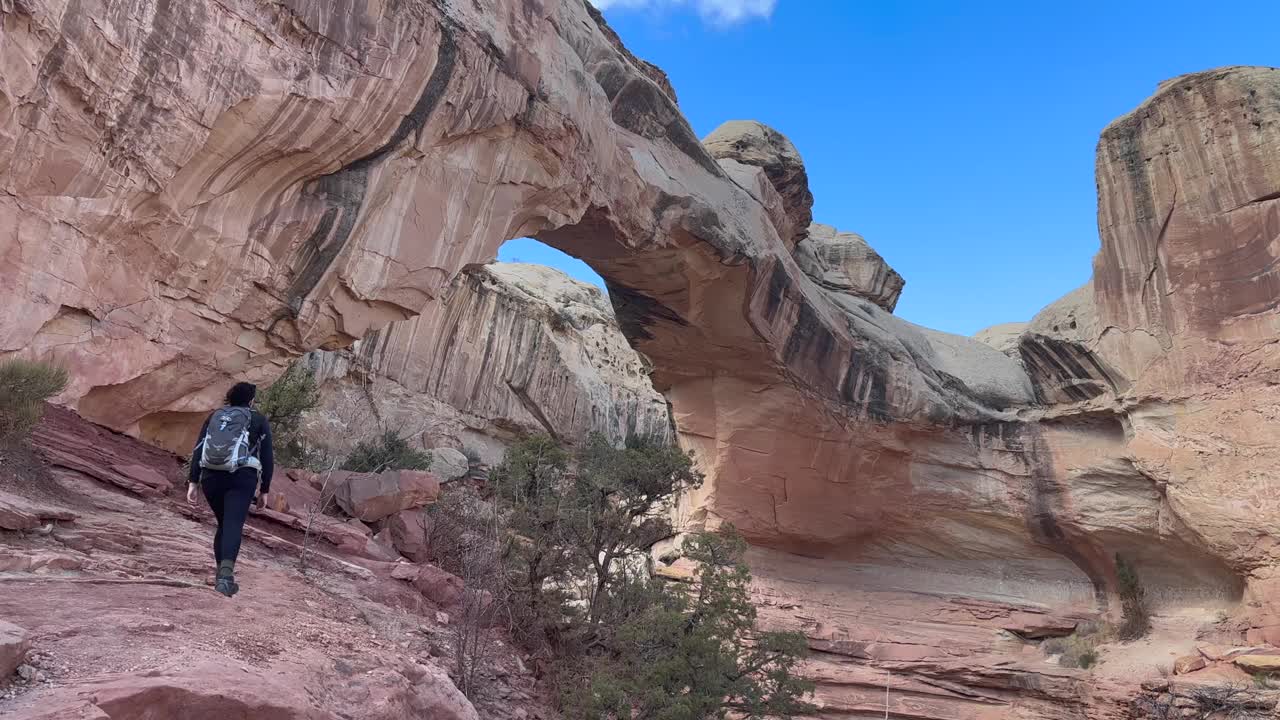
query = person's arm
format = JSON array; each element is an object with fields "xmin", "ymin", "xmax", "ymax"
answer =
[
  {"xmin": 189, "ymin": 414, "xmax": 211, "ymax": 485},
  {"xmin": 187, "ymin": 414, "xmax": 210, "ymax": 506},
  {"xmin": 257, "ymin": 416, "xmax": 274, "ymax": 496}
]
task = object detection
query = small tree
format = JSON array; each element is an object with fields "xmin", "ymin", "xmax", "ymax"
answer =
[
  {"xmin": 489, "ymin": 435, "xmax": 575, "ymax": 653},
  {"xmin": 1116, "ymin": 554, "xmax": 1151, "ymax": 641},
  {"xmin": 566, "ymin": 433, "xmax": 703, "ymax": 628},
  {"xmin": 0, "ymin": 359, "xmax": 68, "ymax": 445},
  {"xmin": 342, "ymin": 430, "xmax": 432, "ymax": 473},
  {"xmin": 566, "ymin": 527, "xmax": 814, "ymax": 720},
  {"xmin": 257, "ymin": 362, "xmax": 324, "ymax": 468}
]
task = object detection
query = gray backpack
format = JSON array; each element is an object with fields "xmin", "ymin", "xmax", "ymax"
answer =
[{"xmin": 199, "ymin": 406, "xmax": 253, "ymax": 472}]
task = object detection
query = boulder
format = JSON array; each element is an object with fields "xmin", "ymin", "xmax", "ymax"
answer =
[
  {"xmin": 334, "ymin": 470, "xmax": 440, "ymax": 523},
  {"xmin": 703, "ymin": 119, "xmax": 813, "ymax": 245},
  {"xmin": 1174, "ymin": 654, "xmax": 1207, "ymax": 674},
  {"xmin": 412, "ymin": 564, "xmax": 464, "ymax": 608},
  {"xmin": 0, "ymin": 620, "xmax": 31, "ymax": 678},
  {"xmin": 382, "ymin": 510, "xmax": 430, "ymax": 563},
  {"xmin": 391, "ymin": 562, "xmax": 421, "ymax": 581},
  {"xmin": 406, "ymin": 662, "xmax": 480, "ymax": 720},
  {"xmin": 430, "ymin": 448, "xmax": 470, "ymax": 483}
]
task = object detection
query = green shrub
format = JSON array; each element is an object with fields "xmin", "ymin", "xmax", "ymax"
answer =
[
  {"xmin": 257, "ymin": 362, "xmax": 324, "ymax": 467},
  {"xmin": 1077, "ymin": 649, "xmax": 1099, "ymax": 669},
  {"xmin": 342, "ymin": 430, "xmax": 432, "ymax": 473},
  {"xmin": 563, "ymin": 527, "xmax": 814, "ymax": 719},
  {"xmin": 1116, "ymin": 554, "xmax": 1151, "ymax": 641},
  {"xmin": 1043, "ymin": 625, "xmax": 1107, "ymax": 670},
  {"xmin": 0, "ymin": 359, "xmax": 68, "ymax": 445}
]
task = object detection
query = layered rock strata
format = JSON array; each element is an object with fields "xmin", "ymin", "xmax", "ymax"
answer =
[
  {"xmin": 4, "ymin": 0, "xmax": 1280, "ymax": 714},
  {"xmin": 304, "ymin": 263, "xmax": 672, "ymax": 460}
]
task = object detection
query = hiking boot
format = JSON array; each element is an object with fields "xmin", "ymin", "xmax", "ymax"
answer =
[
  {"xmin": 215, "ymin": 561, "xmax": 238, "ymax": 597},
  {"xmin": 214, "ymin": 575, "xmax": 238, "ymax": 597}
]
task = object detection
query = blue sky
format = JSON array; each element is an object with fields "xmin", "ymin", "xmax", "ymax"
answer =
[{"xmin": 500, "ymin": 0, "xmax": 1280, "ymax": 336}]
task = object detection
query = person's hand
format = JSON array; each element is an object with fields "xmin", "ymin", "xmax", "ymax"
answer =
[
  {"xmin": 186, "ymin": 484, "xmax": 198, "ymax": 506},
  {"xmin": 254, "ymin": 492, "xmax": 266, "ymax": 511}
]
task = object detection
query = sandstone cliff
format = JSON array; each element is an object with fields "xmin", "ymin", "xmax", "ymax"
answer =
[
  {"xmin": 304, "ymin": 262, "xmax": 672, "ymax": 461},
  {"xmin": 5, "ymin": 0, "xmax": 1280, "ymax": 715}
]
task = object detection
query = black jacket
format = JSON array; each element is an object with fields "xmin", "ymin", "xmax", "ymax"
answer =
[{"xmin": 189, "ymin": 407, "xmax": 274, "ymax": 493}]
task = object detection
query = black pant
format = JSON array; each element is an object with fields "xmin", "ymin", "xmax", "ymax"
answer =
[{"xmin": 201, "ymin": 467, "xmax": 258, "ymax": 568}]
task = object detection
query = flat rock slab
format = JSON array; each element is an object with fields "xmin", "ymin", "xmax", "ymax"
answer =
[
  {"xmin": 0, "ymin": 491, "xmax": 77, "ymax": 531},
  {"xmin": 1234, "ymin": 654, "xmax": 1280, "ymax": 673}
]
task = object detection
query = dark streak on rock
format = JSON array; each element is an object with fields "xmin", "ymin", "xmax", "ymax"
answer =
[
  {"xmin": 286, "ymin": 25, "xmax": 458, "ymax": 306},
  {"xmin": 837, "ymin": 348, "xmax": 890, "ymax": 422},
  {"xmin": 764, "ymin": 262, "xmax": 788, "ymax": 321},
  {"xmin": 607, "ymin": 280, "xmax": 688, "ymax": 342},
  {"xmin": 1019, "ymin": 334, "xmax": 1127, "ymax": 404},
  {"xmin": 974, "ymin": 422, "xmax": 1112, "ymax": 607}
]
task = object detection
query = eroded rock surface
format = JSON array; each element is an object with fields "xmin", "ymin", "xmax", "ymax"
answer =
[
  {"xmin": 0, "ymin": 408, "xmax": 542, "ymax": 720},
  {"xmin": 794, "ymin": 223, "xmax": 905, "ymax": 311},
  {"xmin": 304, "ymin": 263, "xmax": 672, "ymax": 461},
  {"xmin": 5, "ymin": 0, "xmax": 1280, "ymax": 715}
]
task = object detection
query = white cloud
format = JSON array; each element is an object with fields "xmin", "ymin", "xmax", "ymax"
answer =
[{"xmin": 592, "ymin": 0, "xmax": 777, "ymax": 25}]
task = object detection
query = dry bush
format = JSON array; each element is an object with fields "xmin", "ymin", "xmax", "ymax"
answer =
[
  {"xmin": 424, "ymin": 486, "xmax": 511, "ymax": 700},
  {"xmin": 1042, "ymin": 621, "xmax": 1106, "ymax": 669},
  {"xmin": 1133, "ymin": 683, "xmax": 1275, "ymax": 719},
  {"xmin": 299, "ymin": 465, "xmax": 341, "ymax": 575},
  {"xmin": 0, "ymin": 359, "xmax": 68, "ymax": 445}
]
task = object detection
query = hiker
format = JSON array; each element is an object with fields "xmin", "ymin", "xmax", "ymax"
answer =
[{"xmin": 185, "ymin": 382, "xmax": 274, "ymax": 597}]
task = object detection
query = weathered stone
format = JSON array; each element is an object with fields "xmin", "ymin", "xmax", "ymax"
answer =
[
  {"xmin": 794, "ymin": 223, "xmax": 905, "ymax": 312},
  {"xmin": 0, "ymin": 621, "xmax": 31, "ymax": 678},
  {"xmin": 1234, "ymin": 654, "xmax": 1280, "ymax": 673},
  {"xmin": 430, "ymin": 448, "xmax": 470, "ymax": 484},
  {"xmin": 973, "ymin": 322, "xmax": 1027, "ymax": 357},
  {"xmin": 334, "ymin": 470, "xmax": 440, "ymax": 523},
  {"xmin": 1173, "ymin": 654, "xmax": 1206, "ymax": 674},
  {"xmin": 0, "ymin": 491, "xmax": 77, "ymax": 531},
  {"xmin": 390, "ymin": 562, "xmax": 420, "ymax": 581},
  {"xmin": 365, "ymin": 529, "xmax": 403, "ymax": 563},
  {"xmin": 704, "ymin": 120, "xmax": 813, "ymax": 245},
  {"xmin": 305, "ymin": 264, "xmax": 673, "ymax": 457},
  {"xmin": 382, "ymin": 510, "xmax": 430, "ymax": 564},
  {"xmin": 413, "ymin": 564, "xmax": 465, "ymax": 608},
  {"xmin": 5, "ymin": 0, "xmax": 1280, "ymax": 714},
  {"xmin": 408, "ymin": 663, "xmax": 480, "ymax": 720}
]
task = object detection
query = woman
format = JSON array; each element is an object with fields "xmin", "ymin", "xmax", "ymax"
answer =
[{"xmin": 186, "ymin": 382, "xmax": 274, "ymax": 597}]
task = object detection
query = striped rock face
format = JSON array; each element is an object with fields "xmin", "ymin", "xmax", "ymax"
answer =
[{"xmin": 6, "ymin": 1, "xmax": 1280, "ymax": 715}]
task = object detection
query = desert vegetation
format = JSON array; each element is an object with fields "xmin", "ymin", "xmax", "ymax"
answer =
[
  {"xmin": 0, "ymin": 358, "xmax": 67, "ymax": 447},
  {"xmin": 425, "ymin": 433, "xmax": 815, "ymax": 718}
]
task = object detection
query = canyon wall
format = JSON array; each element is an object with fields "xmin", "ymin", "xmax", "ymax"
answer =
[
  {"xmin": 303, "ymin": 262, "xmax": 672, "ymax": 462},
  {"xmin": 5, "ymin": 0, "xmax": 1280, "ymax": 715}
]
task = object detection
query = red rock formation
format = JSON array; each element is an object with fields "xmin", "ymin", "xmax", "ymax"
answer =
[
  {"xmin": 0, "ymin": 407, "xmax": 545, "ymax": 719},
  {"xmin": 5, "ymin": 0, "xmax": 1280, "ymax": 715}
]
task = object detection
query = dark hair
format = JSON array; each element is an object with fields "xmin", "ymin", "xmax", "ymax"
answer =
[{"xmin": 225, "ymin": 382, "xmax": 257, "ymax": 407}]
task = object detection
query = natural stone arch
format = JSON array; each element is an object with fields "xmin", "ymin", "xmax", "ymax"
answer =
[{"xmin": 1, "ymin": 0, "xmax": 1261, "ymax": 616}]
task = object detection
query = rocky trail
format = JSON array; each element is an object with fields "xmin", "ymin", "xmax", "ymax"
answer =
[{"xmin": 0, "ymin": 407, "xmax": 546, "ymax": 720}]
